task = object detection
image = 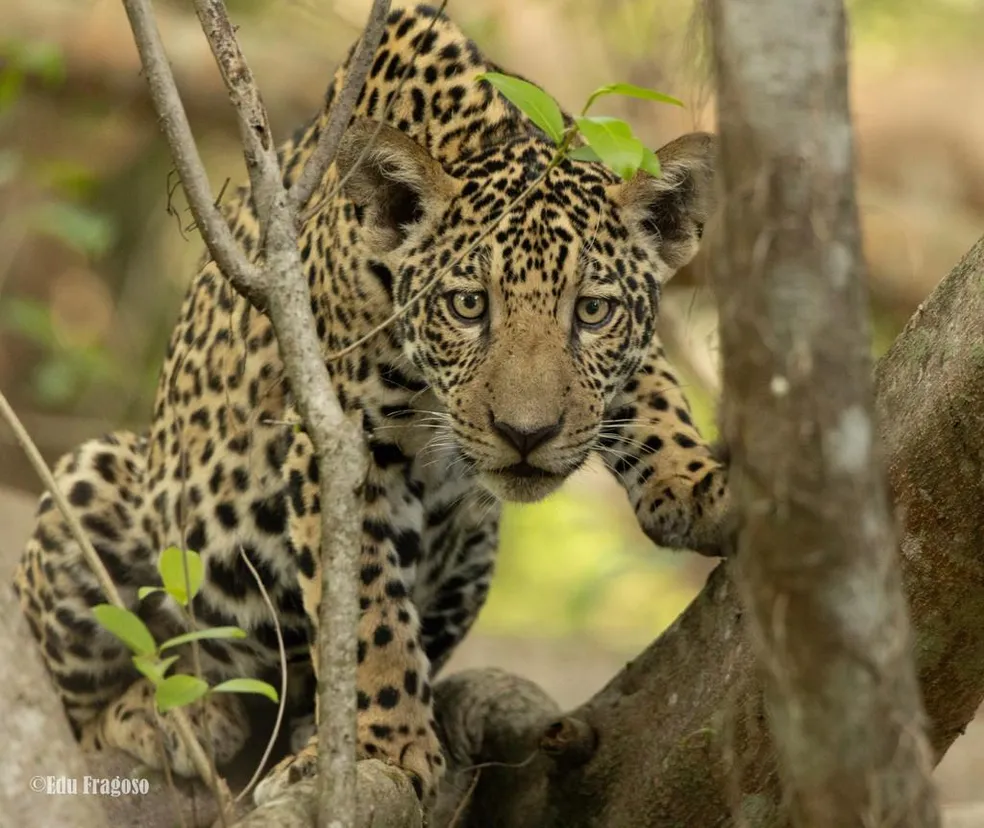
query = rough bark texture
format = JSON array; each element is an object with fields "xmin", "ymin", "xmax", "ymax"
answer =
[
  {"xmin": 707, "ymin": 0, "xmax": 939, "ymax": 825},
  {"xmin": 878, "ymin": 236, "xmax": 984, "ymax": 758}
]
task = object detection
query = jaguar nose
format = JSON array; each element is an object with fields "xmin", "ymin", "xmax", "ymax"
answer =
[{"xmin": 491, "ymin": 416, "xmax": 563, "ymax": 457}]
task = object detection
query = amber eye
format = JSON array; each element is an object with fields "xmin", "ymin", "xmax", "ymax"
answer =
[
  {"xmin": 575, "ymin": 297, "xmax": 614, "ymax": 327},
  {"xmin": 448, "ymin": 290, "xmax": 488, "ymax": 322}
]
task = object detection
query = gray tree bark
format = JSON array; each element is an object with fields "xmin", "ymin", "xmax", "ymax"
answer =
[{"xmin": 706, "ymin": 0, "xmax": 940, "ymax": 824}]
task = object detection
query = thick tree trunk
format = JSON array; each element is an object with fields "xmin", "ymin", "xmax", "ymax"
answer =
[{"xmin": 707, "ymin": 0, "xmax": 939, "ymax": 825}]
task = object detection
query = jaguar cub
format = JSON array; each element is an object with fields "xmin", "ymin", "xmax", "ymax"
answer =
[{"xmin": 13, "ymin": 2, "xmax": 732, "ymax": 806}]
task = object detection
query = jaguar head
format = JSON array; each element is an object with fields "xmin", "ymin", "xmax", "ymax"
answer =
[{"xmin": 338, "ymin": 118, "xmax": 716, "ymax": 502}]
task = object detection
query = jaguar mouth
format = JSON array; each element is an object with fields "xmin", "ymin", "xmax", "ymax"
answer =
[
  {"xmin": 479, "ymin": 462, "xmax": 565, "ymax": 503},
  {"xmin": 501, "ymin": 461, "xmax": 553, "ymax": 479}
]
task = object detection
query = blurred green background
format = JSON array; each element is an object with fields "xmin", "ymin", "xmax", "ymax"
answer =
[{"xmin": 1, "ymin": 0, "xmax": 983, "ymax": 659}]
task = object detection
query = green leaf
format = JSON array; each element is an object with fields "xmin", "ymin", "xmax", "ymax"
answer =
[
  {"xmin": 211, "ymin": 678, "xmax": 280, "ymax": 704},
  {"xmin": 159, "ymin": 627, "xmax": 248, "ymax": 651},
  {"xmin": 158, "ymin": 547, "xmax": 204, "ymax": 606},
  {"xmin": 583, "ymin": 83, "xmax": 684, "ymax": 115},
  {"xmin": 476, "ymin": 72, "xmax": 565, "ymax": 145},
  {"xmin": 640, "ymin": 147, "xmax": 662, "ymax": 177},
  {"xmin": 574, "ymin": 116, "xmax": 644, "ymax": 180},
  {"xmin": 568, "ymin": 146, "xmax": 602, "ymax": 164},
  {"xmin": 137, "ymin": 586, "xmax": 163, "ymax": 601},
  {"xmin": 132, "ymin": 653, "xmax": 179, "ymax": 685},
  {"xmin": 30, "ymin": 202, "xmax": 116, "ymax": 257},
  {"xmin": 155, "ymin": 674, "xmax": 209, "ymax": 713},
  {"xmin": 92, "ymin": 604, "xmax": 157, "ymax": 656}
]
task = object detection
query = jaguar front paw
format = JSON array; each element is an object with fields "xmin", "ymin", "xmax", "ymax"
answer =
[
  {"xmin": 253, "ymin": 704, "xmax": 446, "ymax": 807},
  {"xmin": 639, "ymin": 466, "xmax": 735, "ymax": 558},
  {"xmin": 358, "ymin": 698, "xmax": 445, "ymax": 802}
]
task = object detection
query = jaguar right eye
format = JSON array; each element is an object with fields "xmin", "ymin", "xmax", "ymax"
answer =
[{"xmin": 447, "ymin": 290, "xmax": 488, "ymax": 323}]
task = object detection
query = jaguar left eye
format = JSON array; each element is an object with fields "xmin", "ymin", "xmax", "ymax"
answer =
[
  {"xmin": 447, "ymin": 290, "xmax": 488, "ymax": 323},
  {"xmin": 575, "ymin": 297, "xmax": 614, "ymax": 328}
]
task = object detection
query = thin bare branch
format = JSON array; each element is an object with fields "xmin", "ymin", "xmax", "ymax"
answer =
[
  {"xmin": 190, "ymin": 0, "xmax": 284, "ymax": 230},
  {"xmin": 121, "ymin": 1, "xmax": 368, "ymax": 823},
  {"xmin": 0, "ymin": 390, "xmax": 122, "ymax": 607},
  {"xmin": 235, "ymin": 545, "xmax": 290, "ymax": 805},
  {"xmin": 119, "ymin": 0, "xmax": 266, "ymax": 308},
  {"xmin": 288, "ymin": 0, "xmax": 393, "ymax": 213}
]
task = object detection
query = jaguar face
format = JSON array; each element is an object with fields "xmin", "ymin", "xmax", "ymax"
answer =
[{"xmin": 338, "ymin": 119, "xmax": 716, "ymax": 502}]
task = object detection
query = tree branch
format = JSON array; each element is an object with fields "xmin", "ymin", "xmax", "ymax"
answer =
[
  {"xmin": 119, "ymin": 0, "xmax": 266, "ymax": 310},
  {"xmin": 0, "ymin": 391, "xmax": 122, "ymax": 608},
  {"xmin": 119, "ymin": 1, "xmax": 378, "ymax": 824},
  {"xmin": 707, "ymin": 0, "xmax": 939, "ymax": 824},
  {"xmin": 287, "ymin": 0, "xmax": 392, "ymax": 214},
  {"xmin": 190, "ymin": 0, "xmax": 284, "ymax": 236}
]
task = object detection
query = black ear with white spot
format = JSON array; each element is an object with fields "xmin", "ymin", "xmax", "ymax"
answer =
[
  {"xmin": 335, "ymin": 118, "xmax": 459, "ymax": 252},
  {"xmin": 609, "ymin": 132, "xmax": 718, "ymax": 271}
]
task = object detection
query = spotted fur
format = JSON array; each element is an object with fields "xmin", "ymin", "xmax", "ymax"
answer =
[{"xmin": 13, "ymin": 4, "xmax": 733, "ymax": 807}]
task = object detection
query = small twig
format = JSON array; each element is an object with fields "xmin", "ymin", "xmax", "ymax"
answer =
[
  {"xmin": 176, "ymin": 428, "xmax": 229, "ymax": 828},
  {"xmin": 154, "ymin": 727, "xmax": 191, "ymax": 828},
  {"xmin": 234, "ymin": 545, "xmax": 290, "ymax": 804},
  {"xmin": 0, "ymin": 389, "xmax": 123, "ymax": 607},
  {"xmin": 298, "ymin": 0, "xmax": 448, "ymax": 226},
  {"xmin": 445, "ymin": 769, "xmax": 480, "ymax": 828},
  {"xmin": 288, "ymin": 0, "xmax": 392, "ymax": 213}
]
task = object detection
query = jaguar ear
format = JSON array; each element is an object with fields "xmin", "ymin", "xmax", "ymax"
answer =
[
  {"xmin": 336, "ymin": 118, "xmax": 458, "ymax": 252},
  {"xmin": 609, "ymin": 132, "xmax": 718, "ymax": 271}
]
